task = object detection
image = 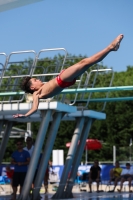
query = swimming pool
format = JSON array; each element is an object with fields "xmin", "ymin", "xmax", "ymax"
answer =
[
  {"xmin": 75, "ymin": 193, "xmax": 133, "ymax": 200},
  {"xmin": 0, "ymin": 193, "xmax": 133, "ymax": 200},
  {"xmin": 0, "ymin": 189, "xmax": 133, "ymax": 200}
]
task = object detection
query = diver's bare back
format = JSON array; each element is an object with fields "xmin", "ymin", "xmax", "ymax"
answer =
[{"xmin": 38, "ymin": 78, "xmax": 63, "ymax": 99}]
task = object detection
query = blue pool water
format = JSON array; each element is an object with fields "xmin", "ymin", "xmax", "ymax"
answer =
[
  {"xmin": 86, "ymin": 194, "xmax": 133, "ymax": 200},
  {"xmin": 0, "ymin": 193, "xmax": 133, "ymax": 200}
]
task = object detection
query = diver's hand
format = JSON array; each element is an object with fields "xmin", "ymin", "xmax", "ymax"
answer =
[{"xmin": 13, "ymin": 114, "xmax": 26, "ymax": 118}]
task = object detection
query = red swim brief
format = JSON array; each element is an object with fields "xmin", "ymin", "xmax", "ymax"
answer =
[{"xmin": 56, "ymin": 70, "xmax": 76, "ymax": 88}]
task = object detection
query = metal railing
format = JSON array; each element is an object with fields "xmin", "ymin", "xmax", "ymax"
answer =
[{"xmin": 0, "ymin": 47, "xmax": 126, "ymax": 112}]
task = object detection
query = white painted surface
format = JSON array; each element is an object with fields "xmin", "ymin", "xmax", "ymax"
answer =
[{"xmin": 0, "ymin": 0, "xmax": 43, "ymax": 12}]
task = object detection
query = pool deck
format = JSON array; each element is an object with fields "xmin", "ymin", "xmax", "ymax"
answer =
[
  {"xmin": 0, "ymin": 184, "xmax": 133, "ymax": 199},
  {"xmin": 0, "ymin": 191, "xmax": 133, "ymax": 200}
]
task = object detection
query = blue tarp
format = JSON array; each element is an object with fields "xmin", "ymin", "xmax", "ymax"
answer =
[
  {"xmin": 0, "ymin": 176, "xmax": 10, "ymax": 184},
  {"xmin": 0, "ymin": 164, "xmax": 126, "ymax": 184}
]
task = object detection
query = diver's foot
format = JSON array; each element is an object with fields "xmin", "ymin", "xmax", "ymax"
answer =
[{"xmin": 109, "ymin": 34, "xmax": 124, "ymax": 51}]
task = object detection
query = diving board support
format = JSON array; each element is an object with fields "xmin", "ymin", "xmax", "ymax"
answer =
[
  {"xmin": 52, "ymin": 117, "xmax": 85, "ymax": 199},
  {"xmin": 19, "ymin": 102, "xmax": 77, "ymax": 200},
  {"xmin": 65, "ymin": 118, "xmax": 93, "ymax": 197},
  {"xmin": 32, "ymin": 112, "xmax": 63, "ymax": 200},
  {"xmin": 19, "ymin": 110, "xmax": 52, "ymax": 200},
  {"xmin": 53, "ymin": 110, "xmax": 105, "ymax": 199},
  {"xmin": 0, "ymin": 121, "xmax": 13, "ymax": 165}
]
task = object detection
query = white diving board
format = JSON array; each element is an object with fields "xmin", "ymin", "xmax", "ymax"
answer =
[
  {"xmin": 0, "ymin": 101, "xmax": 77, "ymax": 122},
  {"xmin": 0, "ymin": 102, "xmax": 105, "ymax": 122}
]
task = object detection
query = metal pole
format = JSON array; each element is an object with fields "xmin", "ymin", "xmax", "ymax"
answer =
[
  {"xmin": 0, "ymin": 121, "xmax": 13, "ymax": 164},
  {"xmin": 19, "ymin": 110, "xmax": 52, "ymax": 200},
  {"xmin": 113, "ymin": 146, "xmax": 116, "ymax": 165},
  {"xmin": 65, "ymin": 118, "xmax": 93, "ymax": 198},
  {"xmin": 0, "ymin": 121, "xmax": 4, "ymax": 143},
  {"xmin": 85, "ymin": 148, "xmax": 87, "ymax": 165},
  {"xmin": 0, "ymin": 121, "xmax": 4, "ymax": 134},
  {"xmin": 32, "ymin": 112, "xmax": 63, "ymax": 200},
  {"xmin": 129, "ymin": 138, "xmax": 132, "ymax": 162},
  {"xmin": 27, "ymin": 122, "xmax": 31, "ymax": 136},
  {"xmin": 52, "ymin": 117, "xmax": 85, "ymax": 199},
  {"xmin": 130, "ymin": 146, "xmax": 131, "ymax": 162}
]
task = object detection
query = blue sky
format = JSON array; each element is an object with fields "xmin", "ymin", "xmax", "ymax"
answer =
[{"xmin": 0, "ymin": 0, "xmax": 133, "ymax": 72}]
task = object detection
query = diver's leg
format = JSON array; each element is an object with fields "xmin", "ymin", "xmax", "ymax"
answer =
[{"xmin": 60, "ymin": 34, "xmax": 123, "ymax": 82}]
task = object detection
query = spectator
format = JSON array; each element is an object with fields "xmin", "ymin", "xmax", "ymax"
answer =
[
  {"xmin": 23, "ymin": 136, "xmax": 34, "ymax": 157},
  {"xmin": 89, "ymin": 160, "xmax": 101, "ymax": 193},
  {"xmin": 117, "ymin": 163, "xmax": 133, "ymax": 192},
  {"xmin": 11, "ymin": 140, "xmax": 30, "ymax": 200},
  {"xmin": 108, "ymin": 161, "xmax": 122, "ymax": 192}
]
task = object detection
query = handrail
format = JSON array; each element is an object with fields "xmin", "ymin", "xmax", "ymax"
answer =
[
  {"xmin": 0, "ymin": 85, "xmax": 133, "ymax": 96},
  {"xmin": 0, "ymin": 92, "xmax": 24, "ymax": 96},
  {"xmin": 61, "ymin": 86, "xmax": 133, "ymax": 93},
  {"xmin": 71, "ymin": 97, "xmax": 133, "ymax": 102},
  {"xmin": 1, "ymin": 73, "xmax": 59, "ymax": 79},
  {"xmin": 34, "ymin": 48, "xmax": 68, "ymax": 75}
]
